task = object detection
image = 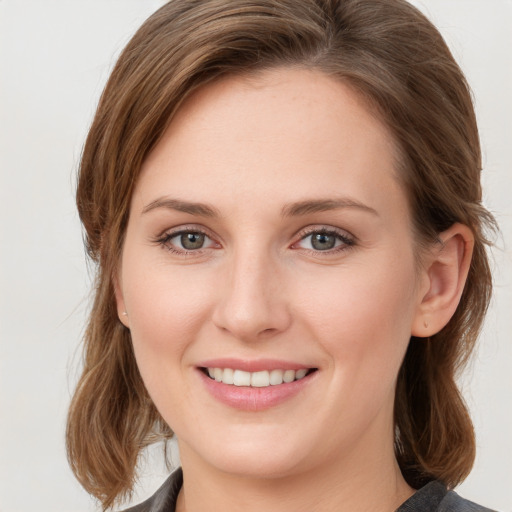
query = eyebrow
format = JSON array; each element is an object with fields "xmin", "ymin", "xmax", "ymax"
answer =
[
  {"xmin": 141, "ymin": 196, "xmax": 378, "ymax": 218},
  {"xmin": 281, "ymin": 198, "xmax": 378, "ymax": 217},
  {"xmin": 142, "ymin": 197, "xmax": 221, "ymax": 217}
]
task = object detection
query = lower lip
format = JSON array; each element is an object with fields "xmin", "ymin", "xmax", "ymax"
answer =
[{"xmin": 198, "ymin": 369, "xmax": 316, "ymax": 411}]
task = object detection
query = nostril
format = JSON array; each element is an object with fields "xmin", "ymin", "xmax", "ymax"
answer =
[{"xmin": 260, "ymin": 327, "xmax": 279, "ymax": 336}]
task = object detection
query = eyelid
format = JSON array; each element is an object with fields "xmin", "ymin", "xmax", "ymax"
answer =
[
  {"xmin": 153, "ymin": 224, "xmax": 221, "ymax": 253},
  {"xmin": 152, "ymin": 223, "xmax": 355, "ymax": 255},
  {"xmin": 291, "ymin": 225, "xmax": 356, "ymax": 252}
]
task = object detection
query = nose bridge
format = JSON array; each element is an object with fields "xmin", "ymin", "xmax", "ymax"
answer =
[{"xmin": 212, "ymin": 242, "xmax": 290, "ymax": 341}]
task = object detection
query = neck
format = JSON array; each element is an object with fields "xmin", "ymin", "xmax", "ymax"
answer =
[{"xmin": 175, "ymin": 424, "xmax": 414, "ymax": 512}]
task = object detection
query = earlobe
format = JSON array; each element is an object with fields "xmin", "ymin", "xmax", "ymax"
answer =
[
  {"xmin": 412, "ymin": 223, "xmax": 474, "ymax": 337},
  {"xmin": 113, "ymin": 273, "xmax": 130, "ymax": 328}
]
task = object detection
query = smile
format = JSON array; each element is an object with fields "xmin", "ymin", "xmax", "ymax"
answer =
[
  {"xmin": 204, "ymin": 367, "xmax": 315, "ymax": 387},
  {"xmin": 198, "ymin": 363, "xmax": 318, "ymax": 410}
]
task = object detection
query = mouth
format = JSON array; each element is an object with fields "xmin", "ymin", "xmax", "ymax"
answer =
[{"xmin": 201, "ymin": 367, "xmax": 318, "ymax": 387}]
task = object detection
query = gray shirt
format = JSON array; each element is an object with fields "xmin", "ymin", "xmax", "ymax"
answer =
[
  {"xmin": 124, "ymin": 468, "xmax": 496, "ymax": 512},
  {"xmin": 396, "ymin": 480, "xmax": 496, "ymax": 511}
]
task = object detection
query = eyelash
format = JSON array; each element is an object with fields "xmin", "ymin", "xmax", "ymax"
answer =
[
  {"xmin": 293, "ymin": 227, "xmax": 356, "ymax": 255},
  {"xmin": 154, "ymin": 226, "xmax": 215, "ymax": 256},
  {"xmin": 153, "ymin": 225, "xmax": 356, "ymax": 256}
]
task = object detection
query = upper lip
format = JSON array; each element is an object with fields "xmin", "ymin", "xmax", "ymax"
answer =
[{"xmin": 197, "ymin": 358, "xmax": 316, "ymax": 372}]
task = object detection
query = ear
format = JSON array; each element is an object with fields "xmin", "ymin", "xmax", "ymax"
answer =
[
  {"xmin": 113, "ymin": 272, "xmax": 130, "ymax": 328},
  {"xmin": 412, "ymin": 223, "xmax": 474, "ymax": 337}
]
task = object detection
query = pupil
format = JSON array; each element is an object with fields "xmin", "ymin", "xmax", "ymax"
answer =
[
  {"xmin": 312, "ymin": 233, "xmax": 335, "ymax": 250},
  {"xmin": 181, "ymin": 232, "xmax": 205, "ymax": 250}
]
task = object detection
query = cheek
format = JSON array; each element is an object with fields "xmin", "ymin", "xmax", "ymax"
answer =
[
  {"xmin": 121, "ymin": 264, "xmax": 217, "ymax": 428},
  {"xmin": 296, "ymin": 260, "xmax": 417, "ymax": 378},
  {"xmin": 121, "ymin": 257, "xmax": 214, "ymax": 371}
]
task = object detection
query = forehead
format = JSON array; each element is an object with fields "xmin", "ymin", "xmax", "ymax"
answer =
[{"xmin": 134, "ymin": 67, "xmax": 406, "ymax": 219}]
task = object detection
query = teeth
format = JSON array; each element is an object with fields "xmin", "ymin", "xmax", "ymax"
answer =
[
  {"xmin": 251, "ymin": 370, "xmax": 270, "ymax": 387},
  {"xmin": 283, "ymin": 369, "xmax": 295, "ymax": 383},
  {"xmin": 206, "ymin": 368, "xmax": 311, "ymax": 387},
  {"xmin": 269, "ymin": 369, "xmax": 284, "ymax": 385},
  {"xmin": 295, "ymin": 368, "xmax": 308, "ymax": 379},
  {"xmin": 233, "ymin": 369, "xmax": 251, "ymax": 386},
  {"xmin": 222, "ymin": 368, "xmax": 234, "ymax": 385}
]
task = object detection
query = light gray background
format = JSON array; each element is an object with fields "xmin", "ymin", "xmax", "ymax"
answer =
[{"xmin": 0, "ymin": 1, "xmax": 510, "ymax": 511}]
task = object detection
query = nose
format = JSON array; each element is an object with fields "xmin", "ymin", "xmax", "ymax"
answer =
[{"xmin": 212, "ymin": 249, "xmax": 292, "ymax": 342}]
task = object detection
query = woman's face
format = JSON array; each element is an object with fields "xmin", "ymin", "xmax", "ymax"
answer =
[{"xmin": 116, "ymin": 68, "xmax": 430, "ymax": 478}]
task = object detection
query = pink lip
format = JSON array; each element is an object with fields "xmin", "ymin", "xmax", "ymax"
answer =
[
  {"xmin": 197, "ymin": 358, "xmax": 311, "ymax": 372},
  {"xmin": 197, "ymin": 366, "xmax": 317, "ymax": 412}
]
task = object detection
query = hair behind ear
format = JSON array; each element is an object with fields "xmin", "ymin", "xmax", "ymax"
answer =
[
  {"xmin": 66, "ymin": 277, "xmax": 172, "ymax": 510},
  {"xmin": 394, "ymin": 222, "xmax": 494, "ymax": 489},
  {"xmin": 394, "ymin": 337, "xmax": 475, "ymax": 489}
]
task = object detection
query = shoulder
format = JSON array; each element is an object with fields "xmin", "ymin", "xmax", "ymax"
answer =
[
  {"xmin": 439, "ymin": 490, "xmax": 497, "ymax": 512},
  {"xmin": 121, "ymin": 468, "xmax": 183, "ymax": 512},
  {"xmin": 397, "ymin": 481, "xmax": 497, "ymax": 512}
]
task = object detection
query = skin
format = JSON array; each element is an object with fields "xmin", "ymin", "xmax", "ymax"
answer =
[{"xmin": 115, "ymin": 68, "xmax": 473, "ymax": 512}]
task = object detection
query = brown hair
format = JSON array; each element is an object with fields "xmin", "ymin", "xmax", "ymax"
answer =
[{"xmin": 67, "ymin": 0, "xmax": 496, "ymax": 508}]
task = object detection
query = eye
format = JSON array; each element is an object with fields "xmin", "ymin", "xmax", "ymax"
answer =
[
  {"xmin": 175, "ymin": 231, "xmax": 208, "ymax": 250},
  {"xmin": 156, "ymin": 228, "xmax": 218, "ymax": 253},
  {"xmin": 294, "ymin": 228, "xmax": 355, "ymax": 252}
]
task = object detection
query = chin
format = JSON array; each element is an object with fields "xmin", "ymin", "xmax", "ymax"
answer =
[
  {"xmin": 178, "ymin": 425, "xmax": 312, "ymax": 479},
  {"xmin": 209, "ymin": 451, "xmax": 306, "ymax": 479}
]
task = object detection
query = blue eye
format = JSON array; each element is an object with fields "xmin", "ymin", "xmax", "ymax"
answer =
[{"xmin": 296, "ymin": 229, "xmax": 354, "ymax": 252}]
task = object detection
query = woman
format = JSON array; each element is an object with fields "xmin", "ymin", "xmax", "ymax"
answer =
[{"xmin": 66, "ymin": 0, "xmax": 498, "ymax": 510}]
